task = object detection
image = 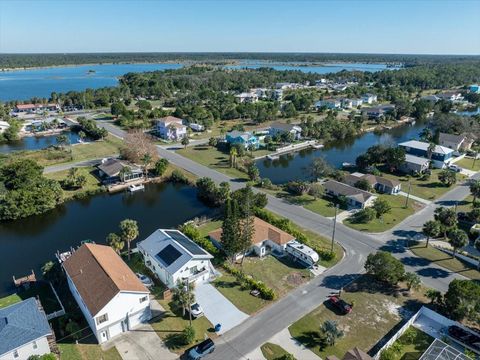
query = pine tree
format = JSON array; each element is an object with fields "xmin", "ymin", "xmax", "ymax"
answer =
[
  {"xmin": 221, "ymin": 198, "xmax": 242, "ymax": 262},
  {"xmin": 239, "ymin": 189, "xmax": 255, "ymax": 268}
]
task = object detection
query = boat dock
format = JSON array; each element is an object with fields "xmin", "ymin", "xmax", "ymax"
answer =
[{"xmin": 256, "ymin": 140, "xmax": 321, "ymax": 160}]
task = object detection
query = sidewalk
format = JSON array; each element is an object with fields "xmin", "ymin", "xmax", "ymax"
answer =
[
  {"xmin": 267, "ymin": 328, "xmax": 320, "ymax": 360},
  {"xmin": 398, "ymin": 191, "xmax": 431, "ymax": 205}
]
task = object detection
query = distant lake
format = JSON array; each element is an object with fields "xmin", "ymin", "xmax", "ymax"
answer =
[
  {"xmin": 0, "ymin": 63, "xmax": 182, "ymax": 101},
  {"xmin": 0, "ymin": 61, "xmax": 394, "ymax": 101},
  {"xmin": 0, "ymin": 131, "xmax": 85, "ymax": 153}
]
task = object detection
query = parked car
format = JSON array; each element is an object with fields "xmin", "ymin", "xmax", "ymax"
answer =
[
  {"xmin": 189, "ymin": 302, "xmax": 204, "ymax": 318},
  {"xmin": 135, "ymin": 273, "xmax": 154, "ymax": 288},
  {"xmin": 328, "ymin": 295, "xmax": 352, "ymax": 314},
  {"xmin": 187, "ymin": 338, "xmax": 215, "ymax": 359},
  {"xmin": 448, "ymin": 164, "xmax": 462, "ymax": 172}
]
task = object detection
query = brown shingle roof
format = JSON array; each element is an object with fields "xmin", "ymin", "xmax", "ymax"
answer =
[
  {"xmin": 208, "ymin": 217, "xmax": 295, "ymax": 247},
  {"xmin": 344, "ymin": 348, "xmax": 373, "ymax": 360},
  {"xmin": 63, "ymin": 244, "xmax": 148, "ymax": 316},
  {"xmin": 157, "ymin": 116, "xmax": 183, "ymax": 124}
]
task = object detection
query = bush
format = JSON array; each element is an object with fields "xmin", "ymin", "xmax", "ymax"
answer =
[
  {"xmin": 351, "ymin": 207, "xmax": 376, "ymax": 223},
  {"xmin": 170, "ymin": 169, "xmax": 189, "ymax": 184},
  {"xmin": 182, "ymin": 325, "xmax": 196, "ymax": 345},
  {"xmin": 154, "ymin": 158, "xmax": 169, "ymax": 176},
  {"xmin": 223, "ymin": 263, "xmax": 276, "ymax": 300}
]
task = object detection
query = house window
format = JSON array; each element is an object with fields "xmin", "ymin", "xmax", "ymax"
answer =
[
  {"xmin": 140, "ymin": 296, "xmax": 148, "ymax": 303},
  {"xmin": 13, "ymin": 350, "xmax": 19, "ymax": 358},
  {"xmin": 96, "ymin": 313, "xmax": 109, "ymax": 325},
  {"xmin": 33, "ymin": 340, "xmax": 38, "ymax": 349}
]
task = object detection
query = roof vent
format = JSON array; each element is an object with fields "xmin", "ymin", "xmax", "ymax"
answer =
[{"xmin": 0, "ymin": 317, "xmax": 7, "ymax": 331}]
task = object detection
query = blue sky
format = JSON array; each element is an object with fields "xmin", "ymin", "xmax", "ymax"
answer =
[{"xmin": 1, "ymin": 0, "xmax": 479, "ymax": 54}]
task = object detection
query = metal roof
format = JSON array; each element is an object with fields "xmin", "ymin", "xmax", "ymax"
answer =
[{"xmin": 420, "ymin": 339, "xmax": 471, "ymax": 360}]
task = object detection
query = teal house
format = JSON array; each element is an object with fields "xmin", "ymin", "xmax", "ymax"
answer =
[{"xmin": 226, "ymin": 130, "xmax": 259, "ymax": 149}]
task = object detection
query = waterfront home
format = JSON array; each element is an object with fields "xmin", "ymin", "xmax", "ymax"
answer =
[
  {"xmin": 269, "ymin": 122, "xmax": 302, "ymax": 140},
  {"xmin": 315, "ymin": 98, "xmax": 341, "ymax": 110},
  {"xmin": 438, "ymin": 132, "xmax": 474, "ymax": 152},
  {"xmin": 470, "ymin": 84, "xmax": 480, "ymax": 94},
  {"xmin": 275, "ymin": 82, "xmax": 298, "ymax": 90},
  {"xmin": 362, "ymin": 93, "xmax": 378, "ymax": 104},
  {"xmin": 344, "ymin": 172, "xmax": 401, "ymax": 195},
  {"xmin": 399, "ymin": 140, "xmax": 454, "ymax": 168},
  {"xmin": 323, "ymin": 180, "xmax": 377, "ymax": 209},
  {"xmin": 234, "ymin": 92, "xmax": 259, "ymax": 103},
  {"xmin": 361, "ymin": 104, "xmax": 395, "ymax": 120},
  {"xmin": 0, "ymin": 120, "xmax": 10, "ymax": 134},
  {"xmin": 437, "ymin": 91, "xmax": 463, "ymax": 102},
  {"xmin": 189, "ymin": 123, "xmax": 205, "ymax": 132},
  {"xmin": 138, "ymin": 229, "xmax": 215, "ymax": 288},
  {"xmin": 23, "ymin": 117, "xmax": 68, "ymax": 133},
  {"xmin": 0, "ymin": 298, "xmax": 53, "ymax": 360},
  {"xmin": 399, "ymin": 154, "xmax": 430, "ymax": 174},
  {"xmin": 97, "ymin": 158, "xmax": 143, "ymax": 184},
  {"xmin": 63, "ymin": 243, "xmax": 151, "ymax": 344},
  {"xmin": 154, "ymin": 116, "xmax": 187, "ymax": 140},
  {"xmin": 13, "ymin": 103, "xmax": 60, "ymax": 114},
  {"xmin": 226, "ymin": 130, "xmax": 259, "ymax": 149},
  {"xmin": 421, "ymin": 95, "xmax": 441, "ymax": 103}
]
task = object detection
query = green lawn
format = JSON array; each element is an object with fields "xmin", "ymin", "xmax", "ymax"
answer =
[
  {"xmin": 177, "ymin": 144, "xmax": 249, "ymax": 179},
  {"xmin": 58, "ymin": 344, "xmax": 122, "ymax": 360},
  {"xmin": 384, "ymin": 327, "xmax": 434, "ymax": 360},
  {"xmin": 0, "ymin": 281, "xmax": 62, "ymax": 313},
  {"xmin": 456, "ymin": 194, "xmax": 474, "ymax": 213},
  {"xmin": 151, "ymin": 300, "xmax": 216, "ymax": 354},
  {"xmin": 288, "ymin": 275, "xmax": 426, "ymax": 359},
  {"xmin": 456, "ymin": 157, "xmax": 480, "ymax": 172},
  {"xmin": 382, "ymin": 170, "xmax": 466, "ymax": 201},
  {"xmin": 344, "ymin": 194, "xmax": 423, "ymax": 233},
  {"xmin": 45, "ymin": 166, "xmax": 103, "ymax": 200},
  {"xmin": 197, "ymin": 220, "xmax": 223, "ymax": 238},
  {"xmin": 0, "ymin": 293, "xmax": 22, "ymax": 309},
  {"xmin": 410, "ymin": 244, "xmax": 480, "ymax": 280},
  {"xmin": 261, "ymin": 343, "xmax": 292, "ymax": 360},
  {"xmin": 275, "ymin": 190, "xmax": 339, "ymax": 218}
]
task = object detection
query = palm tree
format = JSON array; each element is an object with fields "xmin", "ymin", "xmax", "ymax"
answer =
[
  {"xmin": 427, "ymin": 142, "xmax": 436, "ymax": 161},
  {"xmin": 404, "ymin": 272, "xmax": 421, "ymax": 292},
  {"xmin": 119, "ymin": 219, "xmax": 139, "ymax": 260},
  {"xmin": 434, "ymin": 207, "xmax": 457, "ymax": 239},
  {"xmin": 181, "ymin": 135, "xmax": 190, "ymax": 149},
  {"xmin": 448, "ymin": 228, "xmax": 468, "ymax": 259},
  {"xmin": 320, "ymin": 320, "xmax": 344, "ymax": 346},
  {"xmin": 229, "ymin": 147, "xmax": 238, "ymax": 168},
  {"xmin": 78, "ymin": 130, "xmax": 87, "ymax": 142},
  {"xmin": 106, "ymin": 233, "xmax": 124, "ymax": 255},
  {"xmin": 172, "ymin": 280, "xmax": 195, "ymax": 318},
  {"xmin": 119, "ymin": 166, "xmax": 132, "ymax": 183},
  {"xmin": 141, "ymin": 153, "xmax": 152, "ymax": 180},
  {"xmin": 422, "ymin": 220, "xmax": 441, "ymax": 248},
  {"xmin": 56, "ymin": 134, "xmax": 68, "ymax": 149}
]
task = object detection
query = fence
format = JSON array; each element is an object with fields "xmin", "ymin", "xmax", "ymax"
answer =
[{"xmin": 45, "ymin": 281, "xmax": 66, "ymax": 320}]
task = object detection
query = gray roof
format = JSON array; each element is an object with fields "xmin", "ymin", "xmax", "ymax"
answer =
[
  {"xmin": 0, "ymin": 298, "xmax": 52, "ymax": 356},
  {"xmin": 97, "ymin": 158, "xmax": 141, "ymax": 177},
  {"xmin": 138, "ymin": 229, "xmax": 213, "ymax": 276},
  {"xmin": 227, "ymin": 130, "xmax": 253, "ymax": 141},
  {"xmin": 270, "ymin": 122, "xmax": 302, "ymax": 133},
  {"xmin": 438, "ymin": 132, "xmax": 467, "ymax": 145},
  {"xmin": 404, "ymin": 153, "xmax": 430, "ymax": 165},
  {"xmin": 323, "ymin": 180, "xmax": 375, "ymax": 203},
  {"xmin": 399, "ymin": 140, "xmax": 454, "ymax": 155}
]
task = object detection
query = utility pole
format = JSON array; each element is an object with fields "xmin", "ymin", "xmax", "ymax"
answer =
[
  {"xmin": 404, "ymin": 181, "xmax": 411, "ymax": 208},
  {"xmin": 331, "ymin": 204, "xmax": 339, "ymax": 253}
]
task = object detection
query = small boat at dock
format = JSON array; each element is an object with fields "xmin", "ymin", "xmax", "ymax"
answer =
[
  {"xmin": 128, "ymin": 184, "xmax": 145, "ymax": 192},
  {"xmin": 342, "ymin": 162, "xmax": 356, "ymax": 169}
]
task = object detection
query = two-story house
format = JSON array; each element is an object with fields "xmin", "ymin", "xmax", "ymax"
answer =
[
  {"xmin": 225, "ymin": 130, "xmax": 259, "ymax": 149},
  {"xmin": 362, "ymin": 94, "xmax": 378, "ymax": 104},
  {"xmin": 315, "ymin": 99, "xmax": 341, "ymax": 110},
  {"xmin": 399, "ymin": 140, "xmax": 454, "ymax": 169},
  {"xmin": 63, "ymin": 243, "xmax": 151, "ymax": 344},
  {"xmin": 155, "ymin": 116, "xmax": 187, "ymax": 140},
  {"xmin": 269, "ymin": 122, "xmax": 302, "ymax": 140},
  {"xmin": 138, "ymin": 229, "xmax": 215, "ymax": 288}
]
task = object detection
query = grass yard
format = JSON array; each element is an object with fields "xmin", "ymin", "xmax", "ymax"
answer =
[
  {"xmin": 177, "ymin": 144, "xmax": 249, "ymax": 179},
  {"xmin": 275, "ymin": 190, "xmax": 339, "ymax": 218},
  {"xmin": 58, "ymin": 344, "xmax": 122, "ymax": 360},
  {"xmin": 456, "ymin": 194, "xmax": 474, "ymax": 213},
  {"xmin": 70, "ymin": 135, "xmax": 123, "ymax": 161},
  {"xmin": 151, "ymin": 300, "xmax": 216, "ymax": 353},
  {"xmin": 0, "ymin": 293, "xmax": 22, "ymax": 308},
  {"xmin": 410, "ymin": 244, "xmax": 480, "ymax": 281},
  {"xmin": 197, "ymin": 220, "xmax": 223, "ymax": 238},
  {"xmin": 344, "ymin": 195, "xmax": 423, "ymax": 233},
  {"xmin": 456, "ymin": 157, "xmax": 480, "ymax": 172},
  {"xmin": 261, "ymin": 343, "xmax": 292, "ymax": 360},
  {"xmin": 382, "ymin": 170, "xmax": 466, "ymax": 201},
  {"xmin": 289, "ymin": 275, "xmax": 427, "ymax": 359},
  {"xmin": 384, "ymin": 326, "xmax": 434, "ymax": 360},
  {"xmin": 45, "ymin": 167, "xmax": 103, "ymax": 200},
  {"xmin": 0, "ymin": 281, "xmax": 62, "ymax": 314}
]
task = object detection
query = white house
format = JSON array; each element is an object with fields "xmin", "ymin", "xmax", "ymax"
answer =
[
  {"xmin": 315, "ymin": 99, "xmax": 341, "ymax": 109},
  {"xmin": 63, "ymin": 243, "xmax": 151, "ymax": 344},
  {"xmin": 351, "ymin": 98, "xmax": 363, "ymax": 107},
  {"xmin": 269, "ymin": 122, "xmax": 302, "ymax": 140},
  {"xmin": 341, "ymin": 98, "xmax": 354, "ymax": 109},
  {"xmin": 138, "ymin": 229, "xmax": 215, "ymax": 288},
  {"xmin": 234, "ymin": 92, "xmax": 259, "ymax": 103},
  {"xmin": 399, "ymin": 154, "xmax": 430, "ymax": 174},
  {"xmin": 189, "ymin": 123, "xmax": 205, "ymax": 132},
  {"xmin": 399, "ymin": 140, "xmax": 454, "ymax": 169},
  {"xmin": 323, "ymin": 180, "xmax": 377, "ymax": 209},
  {"xmin": 0, "ymin": 298, "xmax": 52, "ymax": 360},
  {"xmin": 362, "ymin": 93, "xmax": 378, "ymax": 104},
  {"xmin": 0, "ymin": 121, "xmax": 10, "ymax": 134},
  {"xmin": 437, "ymin": 91, "xmax": 463, "ymax": 102},
  {"xmin": 438, "ymin": 132, "xmax": 474, "ymax": 152},
  {"xmin": 155, "ymin": 116, "xmax": 187, "ymax": 140}
]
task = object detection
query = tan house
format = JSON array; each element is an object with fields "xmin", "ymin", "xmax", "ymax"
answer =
[
  {"xmin": 344, "ymin": 172, "xmax": 401, "ymax": 195},
  {"xmin": 438, "ymin": 133, "xmax": 474, "ymax": 152}
]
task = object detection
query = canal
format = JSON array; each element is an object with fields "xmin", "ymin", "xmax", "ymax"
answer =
[
  {"xmin": 0, "ymin": 131, "xmax": 85, "ymax": 153},
  {"xmin": 0, "ymin": 182, "xmax": 212, "ymax": 296},
  {"xmin": 257, "ymin": 121, "xmax": 425, "ymax": 184}
]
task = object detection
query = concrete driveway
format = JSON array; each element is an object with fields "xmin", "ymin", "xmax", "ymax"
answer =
[{"xmin": 195, "ymin": 283, "xmax": 249, "ymax": 334}]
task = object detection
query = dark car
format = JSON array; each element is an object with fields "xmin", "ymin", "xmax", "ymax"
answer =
[
  {"xmin": 187, "ymin": 338, "xmax": 215, "ymax": 360},
  {"xmin": 328, "ymin": 295, "xmax": 352, "ymax": 314}
]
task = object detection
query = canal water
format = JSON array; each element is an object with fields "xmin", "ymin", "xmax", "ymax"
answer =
[
  {"xmin": 257, "ymin": 121, "xmax": 425, "ymax": 184},
  {"xmin": 0, "ymin": 182, "xmax": 212, "ymax": 296},
  {"xmin": 227, "ymin": 61, "xmax": 392, "ymax": 73},
  {"xmin": 0, "ymin": 131, "xmax": 85, "ymax": 153}
]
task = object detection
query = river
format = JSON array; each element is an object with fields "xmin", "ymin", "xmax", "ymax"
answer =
[
  {"xmin": 0, "ymin": 61, "xmax": 392, "ymax": 101},
  {"xmin": 257, "ymin": 121, "xmax": 425, "ymax": 184},
  {"xmin": 0, "ymin": 182, "xmax": 212, "ymax": 296}
]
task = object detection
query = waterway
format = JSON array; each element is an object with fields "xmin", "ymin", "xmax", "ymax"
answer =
[
  {"xmin": 0, "ymin": 182, "xmax": 212, "ymax": 296},
  {"xmin": 0, "ymin": 61, "xmax": 391, "ymax": 101},
  {"xmin": 0, "ymin": 131, "xmax": 85, "ymax": 153},
  {"xmin": 257, "ymin": 121, "xmax": 425, "ymax": 184}
]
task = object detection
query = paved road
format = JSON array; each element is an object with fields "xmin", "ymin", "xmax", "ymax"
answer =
[{"xmin": 43, "ymin": 157, "xmax": 112, "ymax": 174}]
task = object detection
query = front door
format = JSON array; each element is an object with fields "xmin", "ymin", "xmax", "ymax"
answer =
[
  {"xmin": 100, "ymin": 330, "xmax": 109, "ymax": 342},
  {"xmin": 121, "ymin": 318, "xmax": 129, "ymax": 332}
]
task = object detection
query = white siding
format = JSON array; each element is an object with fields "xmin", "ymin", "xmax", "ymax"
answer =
[{"xmin": 0, "ymin": 337, "xmax": 50, "ymax": 360}]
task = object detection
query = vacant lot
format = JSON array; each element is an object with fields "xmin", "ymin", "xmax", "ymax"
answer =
[
  {"xmin": 289, "ymin": 275, "xmax": 426, "ymax": 358},
  {"xmin": 382, "ymin": 170, "xmax": 465, "ymax": 201},
  {"xmin": 275, "ymin": 190, "xmax": 340, "ymax": 218},
  {"xmin": 344, "ymin": 194, "xmax": 423, "ymax": 233},
  {"xmin": 46, "ymin": 167, "xmax": 103, "ymax": 200},
  {"xmin": 456, "ymin": 157, "xmax": 480, "ymax": 171}
]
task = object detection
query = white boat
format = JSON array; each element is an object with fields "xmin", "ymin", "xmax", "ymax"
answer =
[
  {"xmin": 342, "ymin": 162, "xmax": 355, "ymax": 168},
  {"xmin": 128, "ymin": 184, "xmax": 145, "ymax": 192}
]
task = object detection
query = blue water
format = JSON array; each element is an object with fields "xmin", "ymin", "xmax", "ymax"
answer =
[
  {"xmin": 0, "ymin": 131, "xmax": 86, "ymax": 153},
  {"xmin": 457, "ymin": 108, "xmax": 480, "ymax": 117},
  {"xmin": 227, "ymin": 61, "xmax": 392, "ymax": 74},
  {"xmin": 257, "ymin": 121, "xmax": 425, "ymax": 184},
  {"xmin": 0, "ymin": 63, "xmax": 182, "ymax": 101}
]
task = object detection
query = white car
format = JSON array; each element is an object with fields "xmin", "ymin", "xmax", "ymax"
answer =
[
  {"xmin": 136, "ymin": 273, "xmax": 154, "ymax": 288},
  {"xmin": 189, "ymin": 303, "xmax": 204, "ymax": 318},
  {"xmin": 448, "ymin": 164, "xmax": 462, "ymax": 172}
]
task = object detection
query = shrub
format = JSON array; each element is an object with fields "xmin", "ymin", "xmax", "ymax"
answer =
[
  {"xmin": 351, "ymin": 207, "xmax": 376, "ymax": 223},
  {"xmin": 223, "ymin": 263, "xmax": 276, "ymax": 300},
  {"xmin": 170, "ymin": 169, "xmax": 189, "ymax": 184},
  {"xmin": 182, "ymin": 325, "xmax": 196, "ymax": 345}
]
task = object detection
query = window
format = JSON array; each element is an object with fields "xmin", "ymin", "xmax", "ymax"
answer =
[
  {"xmin": 139, "ymin": 296, "xmax": 148, "ymax": 303},
  {"xmin": 33, "ymin": 341, "xmax": 38, "ymax": 349},
  {"xmin": 13, "ymin": 350, "xmax": 19, "ymax": 358},
  {"xmin": 96, "ymin": 313, "xmax": 108, "ymax": 325}
]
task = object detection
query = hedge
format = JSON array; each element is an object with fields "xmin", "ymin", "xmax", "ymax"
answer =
[{"xmin": 223, "ymin": 263, "xmax": 276, "ymax": 300}]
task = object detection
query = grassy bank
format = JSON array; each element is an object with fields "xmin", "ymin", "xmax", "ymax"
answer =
[{"xmin": 261, "ymin": 343, "xmax": 293, "ymax": 360}]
